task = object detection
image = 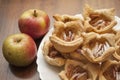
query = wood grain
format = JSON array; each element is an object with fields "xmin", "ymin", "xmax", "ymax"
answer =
[{"xmin": 0, "ymin": 0, "xmax": 120, "ymax": 80}]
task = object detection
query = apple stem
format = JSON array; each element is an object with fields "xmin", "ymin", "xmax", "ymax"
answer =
[{"xmin": 34, "ymin": 10, "xmax": 37, "ymax": 17}]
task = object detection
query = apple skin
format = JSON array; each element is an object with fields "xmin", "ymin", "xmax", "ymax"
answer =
[
  {"xmin": 18, "ymin": 9, "xmax": 50, "ymax": 39},
  {"xmin": 2, "ymin": 33, "xmax": 37, "ymax": 67}
]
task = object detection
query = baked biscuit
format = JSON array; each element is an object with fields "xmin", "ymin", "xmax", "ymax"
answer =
[
  {"xmin": 83, "ymin": 4, "xmax": 117, "ymax": 33},
  {"xmin": 99, "ymin": 60, "xmax": 120, "ymax": 80},
  {"xmin": 50, "ymin": 15, "xmax": 83, "ymax": 53},
  {"xmin": 59, "ymin": 59, "xmax": 100, "ymax": 80},
  {"xmin": 43, "ymin": 40, "xmax": 65, "ymax": 67},
  {"xmin": 81, "ymin": 32, "xmax": 115, "ymax": 63}
]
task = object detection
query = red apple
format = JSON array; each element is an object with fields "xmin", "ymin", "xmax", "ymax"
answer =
[
  {"xmin": 18, "ymin": 9, "xmax": 50, "ymax": 39},
  {"xmin": 2, "ymin": 33, "xmax": 37, "ymax": 67}
]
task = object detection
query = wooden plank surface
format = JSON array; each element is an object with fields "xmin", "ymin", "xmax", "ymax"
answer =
[{"xmin": 0, "ymin": 0, "xmax": 120, "ymax": 80}]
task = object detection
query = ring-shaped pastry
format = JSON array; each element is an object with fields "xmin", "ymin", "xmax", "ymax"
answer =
[
  {"xmin": 83, "ymin": 4, "xmax": 117, "ymax": 33},
  {"xmin": 81, "ymin": 32, "xmax": 115, "ymax": 63},
  {"xmin": 42, "ymin": 40, "xmax": 65, "ymax": 67},
  {"xmin": 50, "ymin": 21, "xmax": 83, "ymax": 53}
]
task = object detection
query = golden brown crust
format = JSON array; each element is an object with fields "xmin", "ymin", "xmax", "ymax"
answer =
[
  {"xmin": 99, "ymin": 60, "xmax": 120, "ymax": 80},
  {"xmin": 50, "ymin": 35, "xmax": 83, "ymax": 53},
  {"xmin": 50, "ymin": 16, "xmax": 84, "ymax": 53},
  {"xmin": 59, "ymin": 60, "xmax": 88, "ymax": 80},
  {"xmin": 83, "ymin": 4, "xmax": 117, "ymax": 34},
  {"xmin": 81, "ymin": 32, "xmax": 115, "ymax": 63},
  {"xmin": 59, "ymin": 59, "xmax": 101, "ymax": 80},
  {"xmin": 42, "ymin": 40, "xmax": 65, "ymax": 67},
  {"xmin": 53, "ymin": 14, "xmax": 82, "ymax": 22},
  {"xmin": 41, "ymin": 4, "xmax": 119, "ymax": 80}
]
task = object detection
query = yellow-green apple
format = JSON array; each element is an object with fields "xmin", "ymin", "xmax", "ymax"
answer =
[
  {"xmin": 2, "ymin": 33, "xmax": 37, "ymax": 67},
  {"xmin": 18, "ymin": 9, "xmax": 50, "ymax": 39}
]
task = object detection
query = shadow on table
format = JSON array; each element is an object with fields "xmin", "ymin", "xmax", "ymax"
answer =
[{"xmin": 9, "ymin": 58, "xmax": 37, "ymax": 79}]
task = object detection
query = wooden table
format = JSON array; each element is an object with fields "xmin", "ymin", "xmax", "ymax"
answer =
[{"xmin": 0, "ymin": 0, "xmax": 120, "ymax": 80}]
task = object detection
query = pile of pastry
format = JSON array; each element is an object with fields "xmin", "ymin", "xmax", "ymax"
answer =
[{"xmin": 42, "ymin": 4, "xmax": 120, "ymax": 80}]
